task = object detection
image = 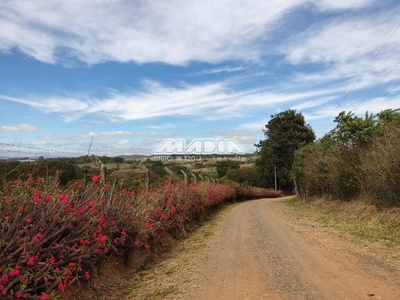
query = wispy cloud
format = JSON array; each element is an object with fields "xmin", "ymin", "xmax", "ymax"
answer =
[
  {"xmin": 0, "ymin": 124, "xmax": 37, "ymax": 132},
  {"xmin": 0, "ymin": 80, "xmax": 333, "ymax": 122},
  {"xmin": 191, "ymin": 65, "xmax": 245, "ymax": 76},
  {"xmin": 310, "ymin": 0, "xmax": 375, "ymax": 11},
  {"xmin": 75, "ymin": 131, "xmax": 173, "ymax": 138},
  {"xmin": 0, "ymin": 0, "xmax": 375, "ymax": 66},
  {"xmin": 117, "ymin": 139, "xmax": 130, "ymax": 145},
  {"xmin": 282, "ymin": 9, "xmax": 400, "ymax": 86}
]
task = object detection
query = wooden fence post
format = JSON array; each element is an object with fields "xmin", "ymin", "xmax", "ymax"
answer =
[
  {"xmin": 181, "ymin": 170, "xmax": 187, "ymax": 185},
  {"xmin": 139, "ymin": 163, "xmax": 150, "ymax": 191},
  {"xmin": 90, "ymin": 154, "xmax": 107, "ymax": 179},
  {"xmin": 191, "ymin": 172, "xmax": 197, "ymax": 185},
  {"xmin": 165, "ymin": 167, "xmax": 174, "ymax": 184}
]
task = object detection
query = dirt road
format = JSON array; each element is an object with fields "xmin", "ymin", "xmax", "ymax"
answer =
[{"xmin": 188, "ymin": 198, "xmax": 400, "ymax": 300}]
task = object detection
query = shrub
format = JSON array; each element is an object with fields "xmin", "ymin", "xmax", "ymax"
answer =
[{"xmin": 0, "ymin": 175, "xmax": 276, "ymax": 299}]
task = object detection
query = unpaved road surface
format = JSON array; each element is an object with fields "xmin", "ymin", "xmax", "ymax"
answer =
[{"xmin": 188, "ymin": 198, "xmax": 400, "ymax": 300}]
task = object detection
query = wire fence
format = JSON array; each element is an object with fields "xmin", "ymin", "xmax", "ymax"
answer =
[{"xmin": 0, "ymin": 145, "xmax": 217, "ymax": 191}]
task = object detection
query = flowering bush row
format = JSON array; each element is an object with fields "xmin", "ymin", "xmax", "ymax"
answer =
[
  {"xmin": 234, "ymin": 185, "xmax": 282, "ymax": 200},
  {"xmin": 0, "ymin": 175, "xmax": 280, "ymax": 299}
]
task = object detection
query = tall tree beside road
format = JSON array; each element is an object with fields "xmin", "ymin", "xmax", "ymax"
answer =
[{"xmin": 255, "ymin": 109, "xmax": 315, "ymax": 190}]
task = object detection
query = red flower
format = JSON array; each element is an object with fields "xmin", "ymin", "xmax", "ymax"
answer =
[
  {"xmin": 33, "ymin": 195, "xmax": 43, "ymax": 203},
  {"xmin": 80, "ymin": 239, "xmax": 90, "ymax": 245},
  {"xmin": 16, "ymin": 291, "xmax": 22, "ymax": 298},
  {"xmin": 40, "ymin": 293, "xmax": 49, "ymax": 300},
  {"xmin": 49, "ymin": 256, "xmax": 55, "ymax": 264},
  {"xmin": 88, "ymin": 200, "xmax": 95, "ymax": 207},
  {"xmin": 32, "ymin": 233, "xmax": 43, "ymax": 243},
  {"xmin": 144, "ymin": 244, "xmax": 150, "ymax": 250},
  {"xmin": 27, "ymin": 257, "xmax": 35, "ymax": 266},
  {"xmin": 10, "ymin": 268, "xmax": 20, "ymax": 276},
  {"xmin": 58, "ymin": 280, "xmax": 67, "ymax": 292},
  {"xmin": 92, "ymin": 175, "xmax": 99, "ymax": 183},
  {"xmin": 96, "ymin": 234, "xmax": 107, "ymax": 243},
  {"xmin": 85, "ymin": 272, "xmax": 90, "ymax": 280},
  {"xmin": 60, "ymin": 193, "xmax": 69, "ymax": 205},
  {"xmin": 13, "ymin": 179, "xmax": 20, "ymax": 185},
  {"xmin": 25, "ymin": 218, "xmax": 32, "ymax": 223}
]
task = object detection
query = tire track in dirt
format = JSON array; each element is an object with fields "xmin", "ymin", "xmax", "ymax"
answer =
[{"xmin": 189, "ymin": 198, "xmax": 400, "ymax": 300}]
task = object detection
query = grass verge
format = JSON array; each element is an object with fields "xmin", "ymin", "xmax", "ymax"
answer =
[{"xmin": 283, "ymin": 197, "xmax": 400, "ymax": 248}]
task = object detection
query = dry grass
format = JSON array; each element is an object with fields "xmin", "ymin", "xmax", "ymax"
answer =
[
  {"xmin": 284, "ymin": 197, "xmax": 400, "ymax": 248},
  {"xmin": 123, "ymin": 203, "xmax": 241, "ymax": 300}
]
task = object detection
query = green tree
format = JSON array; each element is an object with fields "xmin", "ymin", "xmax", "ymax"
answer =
[
  {"xmin": 225, "ymin": 166, "xmax": 261, "ymax": 186},
  {"xmin": 255, "ymin": 109, "xmax": 315, "ymax": 190},
  {"xmin": 292, "ymin": 109, "xmax": 400, "ymax": 202},
  {"xmin": 327, "ymin": 111, "xmax": 376, "ymax": 150},
  {"xmin": 216, "ymin": 160, "xmax": 240, "ymax": 178}
]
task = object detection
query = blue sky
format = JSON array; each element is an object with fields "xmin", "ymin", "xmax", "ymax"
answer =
[{"xmin": 1, "ymin": 0, "xmax": 400, "ymax": 157}]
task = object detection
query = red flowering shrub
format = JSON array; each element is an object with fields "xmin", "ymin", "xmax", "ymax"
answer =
[{"xmin": 0, "ymin": 175, "xmax": 278, "ymax": 299}]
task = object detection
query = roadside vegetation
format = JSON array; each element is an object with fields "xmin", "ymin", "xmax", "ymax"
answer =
[
  {"xmin": 0, "ymin": 171, "xmax": 280, "ymax": 299},
  {"xmin": 292, "ymin": 108, "xmax": 400, "ymax": 206},
  {"xmin": 285, "ymin": 197, "xmax": 400, "ymax": 248},
  {"xmin": 281, "ymin": 108, "xmax": 400, "ymax": 249},
  {"xmin": 252, "ymin": 108, "xmax": 400, "ymax": 249}
]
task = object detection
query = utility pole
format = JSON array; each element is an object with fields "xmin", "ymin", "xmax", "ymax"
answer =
[{"xmin": 274, "ymin": 165, "xmax": 277, "ymax": 191}]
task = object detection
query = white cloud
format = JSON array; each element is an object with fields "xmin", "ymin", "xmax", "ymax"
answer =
[
  {"xmin": 191, "ymin": 66, "xmax": 246, "ymax": 76},
  {"xmin": 117, "ymin": 139, "xmax": 130, "ymax": 145},
  {"xmin": 291, "ymin": 96, "xmax": 337, "ymax": 111},
  {"xmin": 284, "ymin": 14, "xmax": 400, "ymax": 66},
  {"xmin": 0, "ymin": 77, "xmax": 366, "ymax": 123},
  {"xmin": 75, "ymin": 130, "xmax": 173, "ymax": 138},
  {"xmin": 206, "ymin": 128, "xmax": 262, "ymax": 147},
  {"xmin": 38, "ymin": 134, "xmax": 72, "ymax": 140},
  {"xmin": 139, "ymin": 139, "xmax": 157, "ymax": 146},
  {"xmin": 310, "ymin": 0, "xmax": 375, "ymax": 11},
  {"xmin": 30, "ymin": 141, "xmax": 47, "ymax": 145},
  {"xmin": 0, "ymin": 123, "xmax": 37, "ymax": 132},
  {"xmin": 0, "ymin": 94, "xmax": 88, "ymax": 120},
  {"xmin": 281, "ymin": 9, "xmax": 400, "ymax": 91},
  {"xmin": 0, "ymin": 0, "xmax": 375, "ymax": 66}
]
